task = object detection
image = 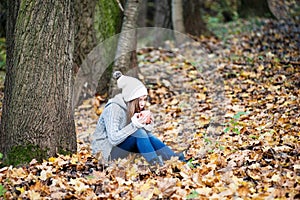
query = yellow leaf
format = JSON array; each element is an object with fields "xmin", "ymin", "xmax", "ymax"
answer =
[
  {"xmin": 71, "ymin": 155, "xmax": 79, "ymax": 164},
  {"xmin": 237, "ymin": 186, "xmax": 250, "ymax": 197},
  {"xmin": 196, "ymin": 115, "xmax": 210, "ymax": 126},
  {"xmin": 16, "ymin": 187, "xmax": 25, "ymax": 194},
  {"xmin": 240, "ymin": 71, "xmax": 250, "ymax": 77},
  {"xmin": 140, "ymin": 182, "xmax": 151, "ymax": 191},
  {"xmin": 133, "ymin": 195, "xmax": 146, "ymax": 200},
  {"xmin": 170, "ymin": 98, "xmax": 179, "ymax": 105},
  {"xmin": 28, "ymin": 191, "xmax": 41, "ymax": 200},
  {"xmin": 126, "ymin": 165, "xmax": 138, "ymax": 180},
  {"xmin": 195, "ymin": 187, "xmax": 212, "ymax": 196},
  {"xmin": 196, "ymin": 93, "xmax": 206, "ymax": 101},
  {"xmin": 48, "ymin": 157, "xmax": 56, "ymax": 162},
  {"xmin": 271, "ymin": 174, "xmax": 281, "ymax": 182},
  {"xmin": 40, "ymin": 169, "xmax": 52, "ymax": 181},
  {"xmin": 258, "ymin": 64, "xmax": 264, "ymax": 71}
]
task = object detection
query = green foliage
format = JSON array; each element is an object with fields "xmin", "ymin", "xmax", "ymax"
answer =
[
  {"xmin": 95, "ymin": 0, "xmax": 122, "ymax": 41},
  {"xmin": 224, "ymin": 111, "xmax": 248, "ymax": 135},
  {"xmin": 0, "ymin": 184, "xmax": 6, "ymax": 197},
  {"xmin": 206, "ymin": 17, "xmax": 264, "ymax": 41},
  {"xmin": 186, "ymin": 158, "xmax": 197, "ymax": 169},
  {"xmin": 186, "ymin": 190, "xmax": 199, "ymax": 199},
  {"xmin": 57, "ymin": 148, "xmax": 72, "ymax": 156},
  {"xmin": 4, "ymin": 144, "xmax": 48, "ymax": 167},
  {"xmin": 0, "ymin": 152, "xmax": 3, "ymax": 166},
  {"xmin": 0, "ymin": 37, "xmax": 6, "ymax": 71},
  {"xmin": 203, "ymin": 133, "xmax": 225, "ymax": 153}
]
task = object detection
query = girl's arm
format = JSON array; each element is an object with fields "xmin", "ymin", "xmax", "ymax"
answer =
[{"xmin": 104, "ymin": 103, "xmax": 138, "ymax": 146}]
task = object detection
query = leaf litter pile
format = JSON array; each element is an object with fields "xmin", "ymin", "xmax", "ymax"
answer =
[{"xmin": 1, "ymin": 19, "xmax": 299, "ymax": 199}]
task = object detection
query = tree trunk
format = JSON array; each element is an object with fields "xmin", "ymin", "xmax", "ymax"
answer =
[
  {"xmin": 0, "ymin": 1, "xmax": 7, "ymax": 38},
  {"xmin": 183, "ymin": 0, "xmax": 211, "ymax": 37},
  {"xmin": 111, "ymin": 0, "xmax": 141, "ymax": 96},
  {"xmin": 72, "ymin": 0, "xmax": 98, "ymax": 107},
  {"xmin": 238, "ymin": 0, "xmax": 274, "ymax": 18},
  {"xmin": 137, "ymin": 0, "xmax": 148, "ymax": 27},
  {"xmin": 172, "ymin": 0, "xmax": 186, "ymax": 44},
  {"xmin": 0, "ymin": 0, "xmax": 76, "ymax": 160},
  {"xmin": 73, "ymin": 0, "xmax": 124, "ymax": 107},
  {"xmin": 95, "ymin": 0, "xmax": 123, "ymax": 97},
  {"xmin": 267, "ymin": 0, "xmax": 300, "ymax": 22},
  {"xmin": 74, "ymin": 0, "xmax": 97, "ymax": 74},
  {"xmin": 172, "ymin": 0, "xmax": 185, "ymax": 34},
  {"xmin": 154, "ymin": 0, "xmax": 172, "ymax": 28}
]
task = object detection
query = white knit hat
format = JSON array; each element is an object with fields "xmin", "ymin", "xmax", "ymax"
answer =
[{"xmin": 113, "ymin": 71, "xmax": 148, "ymax": 102}]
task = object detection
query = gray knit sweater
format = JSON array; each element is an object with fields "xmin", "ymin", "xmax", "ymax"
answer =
[{"xmin": 91, "ymin": 94, "xmax": 153, "ymax": 161}]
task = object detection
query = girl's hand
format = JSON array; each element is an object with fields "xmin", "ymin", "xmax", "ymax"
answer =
[
  {"xmin": 138, "ymin": 110, "xmax": 153, "ymax": 124},
  {"xmin": 131, "ymin": 113, "xmax": 145, "ymax": 128}
]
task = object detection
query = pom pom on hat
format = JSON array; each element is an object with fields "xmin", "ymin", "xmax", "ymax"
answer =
[
  {"xmin": 113, "ymin": 71, "xmax": 122, "ymax": 79},
  {"xmin": 113, "ymin": 71, "xmax": 148, "ymax": 102}
]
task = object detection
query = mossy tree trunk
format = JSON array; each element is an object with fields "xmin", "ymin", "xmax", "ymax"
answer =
[
  {"xmin": 110, "ymin": 0, "xmax": 141, "ymax": 96},
  {"xmin": 0, "ymin": 0, "xmax": 76, "ymax": 159},
  {"xmin": 72, "ymin": 0, "xmax": 124, "ymax": 107},
  {"xmin": 0, "ymin": 1, "xmax": 7, "ymax": 38},
  {"xmin": 238, "ymin": 0, "xmax": 274, "ymax": 18},
  {"xmin": 94, "ymin": 0, "xmax": 123, "ymax": 97}
]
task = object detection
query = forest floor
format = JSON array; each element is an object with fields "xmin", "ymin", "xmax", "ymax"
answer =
[{"xmin": 0, "ymin": 18, "xmax": 300, "ymax": 199}]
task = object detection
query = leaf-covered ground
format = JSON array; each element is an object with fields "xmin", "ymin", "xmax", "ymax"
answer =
[{"xmin": 0, "ymin": 19, "xmax": 299, "ymax": 199}]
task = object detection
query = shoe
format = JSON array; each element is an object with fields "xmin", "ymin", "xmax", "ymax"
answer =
[
  {"xmin": 149, "ymin": 155, "xmax": 164, "ymax": 166},
  {"xmin": 176, "ymin": 144, "xmax": 191, "ymax": 161},
  {"xmin": 176, "ymin": 152, "xmax": 186, "ymax": 161},
  {"xmin": 176, "ymin": 151, "xmax": 201, "ymax": 168},
  {"xmin": 148, "ymin": 156, "xmax": 164, "ymax": 173}
]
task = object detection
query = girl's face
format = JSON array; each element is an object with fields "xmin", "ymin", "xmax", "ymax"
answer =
[{"xmin": 138, "ymin": 95, "xmax": 148, "ymax": 110}]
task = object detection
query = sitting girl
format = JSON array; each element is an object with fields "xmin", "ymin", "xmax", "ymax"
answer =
[{"xmin": 91, "ymin": 71, "xmax": 184, "ymax": 166}]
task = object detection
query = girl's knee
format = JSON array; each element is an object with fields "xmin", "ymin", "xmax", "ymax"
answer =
[{"xmin": 132, "ymin": 128, "xmax": 148, "ymax": 138}]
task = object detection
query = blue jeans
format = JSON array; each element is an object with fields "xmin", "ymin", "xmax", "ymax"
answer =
[{"xmin": 110, "ymin": 129, "xmax": 177, "ymax": 162}]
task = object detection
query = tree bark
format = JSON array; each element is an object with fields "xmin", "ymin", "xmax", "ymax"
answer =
[
  {"xmin": 72, "ymin": 0, "xmax": 98, "ymax": 107},
  {"xmin": 183, "ymin": 0, "xmax": 211, "ymax": 37},
  {"xmin": 95, "ymin": 0, "xmax": 123, "ymax": 97},
  {"xmin": 74, "ymin": 0, "xmax": 97, "ymax": 75},
  {"xmin": 172, "ymin": 0, "xmax": 186, "ymax": 44},
  {"xmin": 172, "ymin": 0, "xmax": 185, "ymax": 34},
  {"xmin": 154, "ymin": 0, "xmax": 172, "ymax": 28},
  {"xmin": 267, "ymin": 0, "xmax": 299, "ymax": 22},
  {"xmin": 0, "ymin": 0, "xmax": 76, "ymax": 159},
  {"xmin": 0, "ymin": 1, "xmax": 7, "ymax": 38},
  {"xmin": 73, "ymin": 0, "xmax": 124, "ymax": 107},
  {"xmin": 137, "ymin": 0, "xmax": 148, "ymax": 27},
  {"xmin": 111, "ymin": 0, "xmax": 141, "ymax": 96},
  {"xmin": 238, "ymin": 0, "xmax": 274, "ymax": 18}
]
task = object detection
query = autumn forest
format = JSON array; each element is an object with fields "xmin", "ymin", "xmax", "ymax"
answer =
[{"xmin": 0, "ymin": 0, "xmax": 299, "ymax": 199}]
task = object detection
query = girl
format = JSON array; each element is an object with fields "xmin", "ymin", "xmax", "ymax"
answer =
[{"xmin": 91, "ymin": 71, "xmax": 184, "ymax": 166}]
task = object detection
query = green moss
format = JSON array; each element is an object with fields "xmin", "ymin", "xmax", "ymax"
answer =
[
  {"xmin": 95, "ymin": 0, "xmax": 122, "ymax": 41},
  {"xmin": 57, "ymin": 148, "xmax": 72, "ymax": 156},
  {"xmin": 3, "ymin": 144, "xmax": 48, "ymax": 167},
  {"xmin": 0, "ymin": 38, "xmax": 6, "ymax": 71}
]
